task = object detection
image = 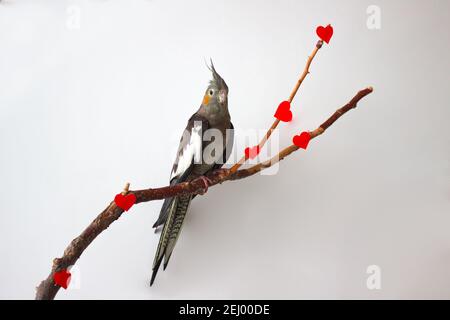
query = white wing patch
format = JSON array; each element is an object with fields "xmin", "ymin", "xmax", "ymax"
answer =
[{"xmin": 170, "ymin": 121, "xmax": 203, "ymax": 180}]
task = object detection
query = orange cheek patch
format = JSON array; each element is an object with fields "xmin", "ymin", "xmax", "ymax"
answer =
[{"xmin": 202, "ymin": 95, "xmax": 210, "ymax": 105}]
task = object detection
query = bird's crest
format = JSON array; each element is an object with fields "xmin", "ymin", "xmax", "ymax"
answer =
[{"xmin": 207, "ymin": 59, "xmax": 228, "ymax": 92}]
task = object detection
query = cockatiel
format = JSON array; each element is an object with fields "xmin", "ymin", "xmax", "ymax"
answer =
[{"xmin": 150, "ymin": 62, "xmax": 234, "ymax": 286}]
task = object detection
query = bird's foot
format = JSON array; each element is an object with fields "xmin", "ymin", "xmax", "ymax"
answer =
[{"xmin": 198, "ymin": 176, "xmax": 213, "ymax": 195}]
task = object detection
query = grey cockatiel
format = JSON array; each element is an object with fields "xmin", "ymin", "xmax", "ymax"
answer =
[{"xmin": 150, "ymin": 62, "xmax": 234, "ymax": 286}]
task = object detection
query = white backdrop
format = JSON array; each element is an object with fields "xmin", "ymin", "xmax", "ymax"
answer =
[{"xmin": 0, "ymin": 0, "xmax": 449, "ymax": 299}]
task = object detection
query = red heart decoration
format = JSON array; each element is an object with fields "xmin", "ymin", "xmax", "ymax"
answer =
[
  {"xmin": 316, "ymin": 24, "xmax": 333, "ymax": 44},
  {"xmin": 114, "ymin": 193, "xmax": 136, "ymax": 211},
  {"xmin": 53, "ymin": 269, "xmax": 71, "ymax": 289},
  {"xmin": 293, "ymin": 132, "xmax": 311, "ymax": 150},
  {"xmin": 274, "ymin": 101, "xmax": 293, "ymax": 122},
  {"xmin": 245, "ymin": 146, "xmax": 260, "ymax": 159}
]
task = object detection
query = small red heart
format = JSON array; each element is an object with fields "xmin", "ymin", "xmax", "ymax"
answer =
[
  {"xmin": 114, "ymin": 193, "xmax": 136, "ymax": 211},
  {"xmin": 274, "ymin": 101, "xmax": 293, "ymax": 122},
  {"xmin": 293, "ymin": 132, "xmax": 311, "ymax": 150},
  {"xmin": 53, "ymin": 269, "xmax": 71, "ymax": 289},
  {"xmin": 316, "ymin": 24, "xmax": 333, "ymax": 44},
  {"xmin": 245, "ymin": 146, "xmax": 260, "ymax": 159}
]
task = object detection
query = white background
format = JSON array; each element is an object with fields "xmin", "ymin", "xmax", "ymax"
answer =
[{"xmin": 0, "ymin": 0, "xmax": 449, "ymax": 299}]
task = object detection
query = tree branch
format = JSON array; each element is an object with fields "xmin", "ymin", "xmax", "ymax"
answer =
[
  {"xmin": 229, "ymin": 40, "xmax": 323, "ymax": 174},
  {"xmin": 35, "ymin": 86, "xmax": 373, "ymax": 300}
]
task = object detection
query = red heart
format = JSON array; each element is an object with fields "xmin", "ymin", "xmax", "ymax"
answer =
[
  {"xmin": 293, "ymin": 132, "xmax": 311, "ymax": 150},
  {"xmin": 274, "ymin": 101, "xmax": 293, "ymax": 122},
  {"xmin": 114, "ymin": 193, "xmax": 136, "ymax": 211},
  {"xmin": 53, "ymin": 269, "xmax": 71, "ymax": 289},
  {"xmin": 245, "ymin": 146, "xmax": 260, "ymax": 159},
  {"xmin": 316, "ymin": 24, "xmax": 333, "ymax": 44}
]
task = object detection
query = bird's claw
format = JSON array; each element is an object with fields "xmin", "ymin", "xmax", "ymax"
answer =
[{"xmin": 198, "ymin": 176, "xmax": 213, "ymax": 195}]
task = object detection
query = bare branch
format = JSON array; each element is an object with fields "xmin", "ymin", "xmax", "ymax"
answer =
[{"xmin": 229, "ymin": 40, "xmax": 323, "ymax": 174}]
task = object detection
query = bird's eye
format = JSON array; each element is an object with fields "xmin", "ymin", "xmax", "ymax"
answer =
[{"xmin": 209, "ymin": 89, "xmax": 214, "ymax": 96}]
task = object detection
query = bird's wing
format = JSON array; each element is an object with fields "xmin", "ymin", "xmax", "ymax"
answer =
[
  {"xmin": 170, "ymin": 114, "xmax": 210, "ymax": 181},
  {"xmin": 152, "ymin": 114, "xmax": 209, "ymax": 229}
]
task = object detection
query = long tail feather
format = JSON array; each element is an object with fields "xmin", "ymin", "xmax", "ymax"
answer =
[
  {"xmin": 152, "ymin": 179, "xmax": 179, "ymax": 228},
  {"xmin": 150, "ymin": 194, "xmax": 192, "ymax": 286},
  {"xmin": 163, "ymin": 195, "xmax": 191, "ymax": 269},
  {"xmin": 152, "ymin": 197, "xmax": 174, "ymax": 228},
  {"xmin": 150, "ymin": 198, "xmax": 177, "ymax": 286}
]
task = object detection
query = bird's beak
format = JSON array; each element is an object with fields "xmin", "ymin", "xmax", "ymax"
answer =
[{"xmin": 218, "ymin": 90, "xmax": 226, "ymax": 104}]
